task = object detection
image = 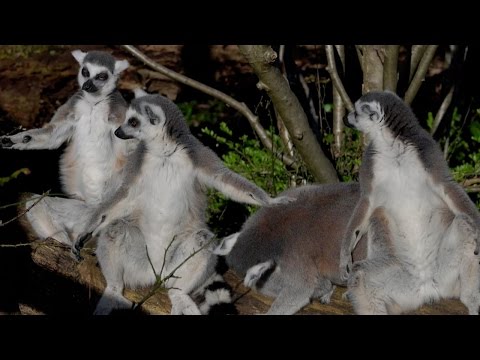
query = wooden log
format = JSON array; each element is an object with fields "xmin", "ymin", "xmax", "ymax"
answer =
[{"xmin": 19, "ymin": 239, "xmax": 468, "ymax": 315}]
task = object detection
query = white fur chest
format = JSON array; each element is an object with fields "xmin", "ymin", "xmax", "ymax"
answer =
[
  {"xmin": 369, "ymin": 139, "xmax": 448, "ymax": 272},
  {"xmin": 131, "ymin": 152, "xmax": 201, "ymax": 240},
  {"xmin": 70, "ymin": 99, "xmax": 124, "ymax": 204}
]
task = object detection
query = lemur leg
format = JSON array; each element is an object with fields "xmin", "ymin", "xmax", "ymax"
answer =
[
  {"xmin": 313, "ymin": 280, "xmax": 335, "ymax": 304},
  {"xmin": 23, "ymin": 194, "xmax": 91, "ymax": 246},
  {"xmin": 436, "ymin": 214, "xmax": 480, "ymax": 315},
  {"xmin": 166, "ymin": 233, "xmax": 217, "ymax": 315},
  {"xmin": 94, "ymin": 220, "xmax": 152, "ymax": 315},
  {"xmin": 347, "ymin": 206, "xmax": 410, "ymax": 315},
  {"xmin": 265, "ymin": 278, "xmax": 314, "ymax": 315}
]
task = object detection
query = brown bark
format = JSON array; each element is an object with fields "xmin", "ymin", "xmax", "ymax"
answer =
[
  {"xmin": 362, "ymin": 46, "xmax": 385, "ymax": 94},
  {"xmin": 404, "ymin": 45, "xmax": 438, "ymax": 105},
  {"xmin": 332, "ymin": 45, "xmax": 346, "ymax": 158},
  {"xmin": 383, "ymin": 45, "xmax": 399, "ymax": 92},
  {"xmin": 239, "ymin": 45, "xmax": 339, "ymax": 184}
]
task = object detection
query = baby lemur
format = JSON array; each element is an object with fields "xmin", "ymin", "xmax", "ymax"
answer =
[{"xmin": 73, "ymin": 93, "xmax": 293, "ymax": 315}]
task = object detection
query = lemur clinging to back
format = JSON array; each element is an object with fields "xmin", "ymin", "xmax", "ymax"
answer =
[
  {"xmin": 1, "ymin": 50, "xmax": 133, "ymax": 245},
  {"xmin": 72, "ymin": 93, "xmax": 294, "ymax": 315},
  {"xmin": 340, "ymin": 91, "xmax": 480, "ymax": 314}
]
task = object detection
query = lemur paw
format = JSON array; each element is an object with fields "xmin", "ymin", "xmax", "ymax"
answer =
[
  {"xmin": 339, "ymin": 253, "xmax": 353, "ymax": 283},
  {"xmin": 268, "ymin": 195, "xmax": 297, "ymax": 206}
]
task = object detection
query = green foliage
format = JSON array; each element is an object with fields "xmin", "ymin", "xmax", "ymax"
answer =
[
  {"xmin": 178, "ymin": 100, "xmax": 226, "ymax": 127},
  {"xmin": 0, "ymin": 168, "xmax": 30, "ymax": 186},
  {"xmin": 202, "ymin": 121, "xmax": 292, "ymax": 220},
  {"xmin": 322, "ymin": 125, "xmax": 363, "ymax": 183}
]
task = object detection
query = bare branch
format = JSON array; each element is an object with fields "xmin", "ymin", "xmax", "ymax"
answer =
[
  {"xmin": 355, "ymin": 45, "xmax": 364, "ymax": 72},
  {"xmin": 240, "ymin": 45, "xmax": 339, "ymax": 183},
  {"xmin": 121, "ymin": 45, "xmax": 297, "ymax": 169},
  {"xmin": 462, "ymin": 178, "xmax": 480, "ymax": 187},
  {"xmin": 431, "ymin": 86, "xmax": 454, "ymax": 135},
  {"xmin": 410, "ymin": 45, "xmax": 428, "ymax": 81},
  {"xmin": 134, "ymin": 235, "xmax": 216, "ymax": 311},
  {"xmin": 0, "ymin": 190, "xmax": 50, "ymax": 227},
  {"xmin": 325, "ymin": 45, "xmax": 354, "ymax": 112},
  {"xmin": 404, "ymin": 45, "xmax": 438, "ymax": 105},
  {"xmin": 383, "ymin": 45, "xmax": 399, "ymax": 92},
  {"xmin": 333, "ymin": 45, "xmax": 346, "ymax": 158}
]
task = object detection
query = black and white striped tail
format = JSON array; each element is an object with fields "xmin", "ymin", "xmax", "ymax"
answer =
[{"xmin": 198, "ymin": 258, "xmax": 238, "ymax": 315}]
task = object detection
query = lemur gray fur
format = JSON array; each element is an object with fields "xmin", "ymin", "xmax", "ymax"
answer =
[
  {"xmin": 72, "ymin": 93, "xmax": 294, "ymax": 315},
  {"xmin": 1, "ymin": 50, "xmax": 132, "ymax": 246},
  {"xmin": 340, "ymin": 91, "xmax": 480, "ymax": 315},
  {"xmin": 212, "ymin": 183, "xmax": 395, "ymax": 315}
]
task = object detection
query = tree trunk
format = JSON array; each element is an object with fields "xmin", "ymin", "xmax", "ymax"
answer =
[{"xmin": 239, "ymin": 45, "xmax": 339, "ymax": 184}]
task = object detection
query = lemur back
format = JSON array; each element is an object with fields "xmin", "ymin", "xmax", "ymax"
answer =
[{"xmin": 214, "ymin": 183, "xmax": 375, "ymax": 314}]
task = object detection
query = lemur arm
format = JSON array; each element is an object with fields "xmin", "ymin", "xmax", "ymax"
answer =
[
  {"xmin": 433, "ymin": 177, "xmax": 480, "ymax": 254},
  {"xmin": 72, "ymin": 141, "xmax": 146, "ymax": 260},
  {"xmin": 339, "ymin": 196, "xmax": 372, "ymax": 279},
  {"xmin": 1, "ymin": 98, "xmax": 77, "ymax": 150},
  {"xmin": 195, "ymin": 145, "xmax": 294, "ymax": 206}
]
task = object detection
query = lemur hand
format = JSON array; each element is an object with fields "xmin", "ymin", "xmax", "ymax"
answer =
[
  {"xmin": 339, "ymin": 248, "xmax": 353, "ymax": 283},
  {"xmin": 71, "ymin": 214, "xmax": 106, "ymax": 261},
  {"xmin": 267, "ymin": 195, "xmax": 297, "ymax": 206},
  {"xmin": 0, "ymin": 133, "xmax": 32, "ymax": 149}
]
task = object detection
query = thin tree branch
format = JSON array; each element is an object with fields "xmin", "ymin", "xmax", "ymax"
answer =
[
  {"xmin": 240, "ymin": 45, "xmax": 339, "ymax": 183},
  {"xmin": 383, "ymin": 45, "xmax": 399, "ymax": 92},
  {"xmin": 325, "ymin": 45, "xmax": 354, "ymax": 112},
  {"xmin": 404, "ymin": 45, "xmax": 438, "ymax": 105},
  {"xmin": 462, "ymin": 178, "xmax": 480, "ymax": 187},
  {"xmin": 431, "ymin": 86, "xmax": 454, "ymax": 135},
  {"xmin": 121, "ymin": 45, "xmax": 297, "ymax": 169},
  {"xmin": 133, "ymin": 235, "xmax": 216, "ymax": 311},
  {"xmin": 410, "ymin": 45, "xmax": 428, "ymax": 81},
  {"xmin": 0, "ymin": 190, "xmax": 50, "ymax": 227},
  {"xmin": 333, "ymin": 45, "xmax": 346, "ymax": 158}
]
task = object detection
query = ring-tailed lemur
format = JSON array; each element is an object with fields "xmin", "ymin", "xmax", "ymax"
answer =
[
  {"xmin": 340, "ymin": 91, "xmax": 480, "ymax": 315},
  {"xmin": 213, "ymin": 183, "xmax": 396, "ymax": 315},
  {"xmin": 2, "ymin": 50, "xmax": 133, "ymax": 246},
  {"xmin": 72, "ymin": 93, "xmax": 294, "ymax": 315}
]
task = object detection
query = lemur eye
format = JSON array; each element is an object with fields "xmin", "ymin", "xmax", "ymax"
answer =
[
  {"xmin": 81, "ymin": 67, "xmax": 90, "ymax": 78},
  {"xmin": 95, "ymin": 72, "xmax": 108, "ymax": 81},
  {"xmin": 369, "ymin": 113, "xmax": 376, "ymax": 120},
  {"xmin": 128, "ymin": 117, "xmax": 139, "ymax": 128}
]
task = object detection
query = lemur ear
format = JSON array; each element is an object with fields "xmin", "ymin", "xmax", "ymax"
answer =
[
  {"xmin": 212, "ymin": 233, "xmax": 239, "ymax": 256},
  {"xmin": 144, "ymin": 105, "xmax": 160, "ymax": 125},
  {"xmin": 361, "ymin": 104, "xmax": 379, "ymax": 121},
  {"xmin": 71, "ymin": 50, "xmax": 87, "ymax": 64},
  {"xmin": 133, "ymin": 88, "xmax": 149, "ymax": 99},
  {"xmin": 114, "ymin": 59, "xmax": 130, "ymax": 75}
]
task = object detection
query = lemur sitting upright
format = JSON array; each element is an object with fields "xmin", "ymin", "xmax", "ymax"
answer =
[
  {"xmin": 340, "ymin": 91, "xmax": 480, "ymax": 315},
  {"xmin": 2, "ymin": 50, "xmax": 133, "ymax": 245},
  {"xmin": 72, "ymin": 93, "xmax": 294, "ymax": 315}
]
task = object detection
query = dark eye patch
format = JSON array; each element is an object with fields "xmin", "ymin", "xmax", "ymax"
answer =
[
  {"xmin": 81, "ymin": 67, "xmax": 90, "ymax": 78},
  {"xmin": 128, "ymin": 117, "xmax": 139, "ymax": 128},
  {"xmin": 95, "ymin": 72, "xmax": 109, "ymax": 81}
]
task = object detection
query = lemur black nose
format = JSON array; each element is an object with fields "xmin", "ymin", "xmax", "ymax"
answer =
[
  {"xmin": 82, "ymin": 79, "xmax": 98, "ymax": 93},
  {"xmin": 1, "ymin": 137, "xmax": 13, "ymax": 147}
]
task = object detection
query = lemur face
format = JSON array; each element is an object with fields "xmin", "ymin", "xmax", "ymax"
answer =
[
  {"xmin": 345, "ymin": 99, "xmax": 384, "ymax": 134},
  {"xmin": 71, "ymin": 50, "xmax": 129, "ymax": 97},
  {"xmin": 115, "ymin": 99, "xmax": 166, "ymax": 141}
]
